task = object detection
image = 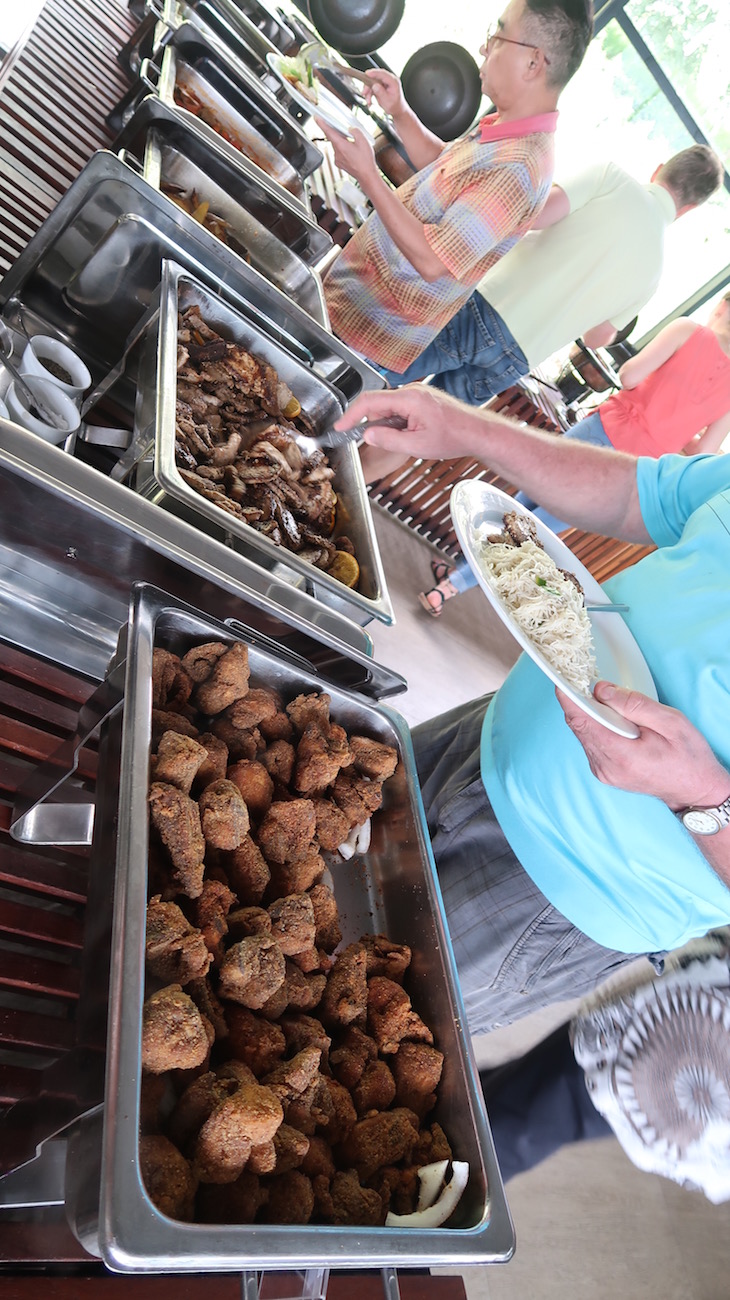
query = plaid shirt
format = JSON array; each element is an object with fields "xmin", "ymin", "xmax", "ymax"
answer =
[{"xmin": 324, "ymin": 112, "xmax": 557, "ymax": 373}]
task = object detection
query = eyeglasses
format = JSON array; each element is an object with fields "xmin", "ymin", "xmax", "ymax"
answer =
[{"xmin": 482, "ymin": 26, "xmax": 551, "ymax": 65}]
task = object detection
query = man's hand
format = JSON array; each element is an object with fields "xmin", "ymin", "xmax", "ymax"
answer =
[
  {"xmin": 362, "ymin": 69, "xmax": 407, "ymax": 119},
  {"xmin": 557, "ymin": 682, "xmax": 730, "ymax": 810},
  {"xmin": 315, "ymin": 122, "xmax": 378, "ymax": 186},
  {"xmin": 336, "ymin": 384, "xmax": 485, "ymax": 461}
]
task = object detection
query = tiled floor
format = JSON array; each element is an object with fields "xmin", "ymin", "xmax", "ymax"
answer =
[{"xmin": 367, "ymin": 505, "xmax": 730, "ymax": 1300}]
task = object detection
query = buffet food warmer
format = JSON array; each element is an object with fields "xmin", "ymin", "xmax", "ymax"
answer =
[
  {"xmin": 0, "ymin": 422, "xmax": 514, "ymax": 1277},
  {"xmin": 110, "ymin": 20, "xmax": 323, "ymax": 211}
]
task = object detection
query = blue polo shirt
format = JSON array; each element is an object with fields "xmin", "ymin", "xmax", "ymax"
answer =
[{"xmin": 481, "ymin": 453, "xmax": 730, "ymax": 953}]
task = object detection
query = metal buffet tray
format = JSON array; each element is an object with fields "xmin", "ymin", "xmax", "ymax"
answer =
[
  {"xmin": 111, "ymin": 22, "xmax": 322, "ymax": 211},
  {"xmin": 131, "ymin": 261, "xmax": 394, "ymax": 627},
  {"xmin": 161, "ymin": 0, "xmax": 296, "ymax": 106},
  {"xmin": 124, "ymin": 97, "xmax": 333, "ymax": 324},
  {"xmin": 64, "ymin": 582, "xmax": 513, "ymax": 1270},
  {"xmin": 0, "ymin": 150, "xmax": 378, "ymax": 403}
]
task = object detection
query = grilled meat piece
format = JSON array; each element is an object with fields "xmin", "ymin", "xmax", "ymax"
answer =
[{"xmin": 148, "ymin": 782, "xmax": 206, "ymax": 899}]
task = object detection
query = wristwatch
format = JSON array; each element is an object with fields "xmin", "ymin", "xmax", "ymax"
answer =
[{"xmin": 677, "ymin": 794, "xmax": 730, "ymax": 835}]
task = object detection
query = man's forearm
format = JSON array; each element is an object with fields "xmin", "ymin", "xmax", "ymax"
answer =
[{"xmin": 357, "ymin": 169, "xmax": 450, "ymax": 280}]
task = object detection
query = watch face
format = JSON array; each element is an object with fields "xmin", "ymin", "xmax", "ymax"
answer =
[{"xmin": 682, "ymin": 808, "xmax": 721, "ymax": 835}]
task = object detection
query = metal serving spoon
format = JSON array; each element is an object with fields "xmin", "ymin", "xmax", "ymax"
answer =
[{"xmin": 585, "ymin": 601, "xmax": 630, "ymax": 613}]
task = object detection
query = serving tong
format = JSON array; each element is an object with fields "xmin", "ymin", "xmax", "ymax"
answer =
[{"xmin": 315, "ymin": 411, "xmax": 408, "ymax": 449}]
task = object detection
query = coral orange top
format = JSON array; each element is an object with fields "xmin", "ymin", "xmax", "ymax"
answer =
[{"xmin": 601, "ymin": 325, "xmax": 730, "ymax": 456}]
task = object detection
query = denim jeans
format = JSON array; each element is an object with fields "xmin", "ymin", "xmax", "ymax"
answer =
[
  {"xmin": 377, "ymin": 294, "xmax": 529, "ymax": 404},
  {"xmin": 450, "ymin": 410, "xmax": 613, "ymax": 592}
]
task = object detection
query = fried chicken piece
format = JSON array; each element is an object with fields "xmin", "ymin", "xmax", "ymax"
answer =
[
  {"xmin": 284, "ymin": 1072, "xmax": 334, "ymax": 1136},
  {"xmin": 273, "ymin": 1122, "xmax": 310, "ymax": 1173},
  {"xmin": 248, "ymin": 1139, "xmax": 277, "ymax": 1175},
  {"xmin": 198, "ymin": 778, "xmax": 250, "ymax": 850},
  {"xmin": 226, "ymin": 688, "xmax": 279, "ymax": 732},
  {"xmin": 197, "ymin": 1170, "xmax": 268, "ymax": 1224},
  {"xmin": 194, "ymin": 641, "xmax": 250, "ymax": 715},
  {"xmin": 210, "ymin": 717, "xmax": 262, "ymax": 760},
  {"xmin": 142, "ymin": 984, "xmax": 212, "ymax": 1074},
  {"xmin": 392, "ymin": 1041, "xmax": 444, "ymax": 1118},
  {"xmin": 331, "ymin": 769, "xmax": 383, "ymax": 831},
  {"xmin": 413, "ymin": 1121, "xmax": 453, "ymax": 1168},
  {"xmin": 227, "ymin": 906, "xmax": 272, "ymax": 940},
  {"xmin": 348, "ymin": 735, "xmax": 398, "ymax": 782},
  {"xmin": 288, "ymin": 945, "xmax": 329, "ymax": 974},
  {"xmin": 264, "ymin": 1170, "xmax": 314, "ymax": 1223},
  {"xmin": 148, "ymin": 782, "xmax": 205, "ymax": 898},
  {"xmin": 260, "ymin": 739, "xmax": 295, "ymax": 784},
  {"xmin": 187, "ymin": 975, "xmax": 228, "ymax": 1041},
  {"xmin": 319, "ymin": 1076, "xmax": 357, "ymax": 1143},
  {"xmin": 218, "ymin": 936, "xmax": 286, "ymax": 1009},
  {"xmin": 181, "ymin": 641, "xmax": 228, "ymax": 683},
  {"xmin": 145, "ymin": 895, "xmax": 212, "ymax": 984},
  {"xmin": 367, "ymin": 976, "xmax": 434, "ymax": 1055},
  {"xmin": 153, "ymin": 730, "xmax": 207, "ymax": 794},
  {"xmin": 227, "ymin": 759, "xmax": 274, "ymax": 821},
  {"xmin": 301, "ymin": 1135, "xmax": 335, "ymax": 1181},
  {"xmin": 329, "ymin": 1026, "xmax": 377, "ymax": 1089},
  {"xmin": 286, "ymin": 692, "xmax": 331, "ymax": 734},
  {"xmin": 316, "ymin": 1169, "xmax": 383, "ymax": 1227},
  {"xmin": 280, "ymin": 1012, "xmax": 331, "ymax": 1060},
  {"xmin": 282, "ymin": 960, "xmax": 326, "ymax": 1012},
  {"xmin": 338, "ymin": 1108, "xmax": 420, "ymax": 1180},
  {"xmin": 320, "ymin": 943, "xmax": 368, "ymax": 1029},
  {"xmin": 311, "ymin": 798, "xmax": 351, "ymax": 853},
  {"xmin": 360, "ymin": 934, "xmax": 411, "ymax": 984},
  {"xmin": 225, "ymin": 835, "xmax": 270, "ymax": 904},
  {"xmin": 168, "ymin": 1070, "xmax": 240, "ymax": 1151},
  {"xmin": 352, "ymin": 1059, "xmax": 397, "ymax": 1116},
  {"xmin": 267, "ymin": 893, "xmax": 316, "ymax": 956},
  {"xmin": 308, "ymin": 882, "xmax": 342, "ymax": 952},
  {"xmin": 263, "ymin": 1046, "xmax": 322, "ymax": 1108},
  {"xmin": 152, "ymin": 649, "xmax": 193, "ymax": 712},
  {"xmin": 257, "ymin": 798, "xmax": 316, "ymax": 864},
  {"xmin": 194, "ymin": 1081, "xmax": 283, "ymax": 1183},
  {"xmin": 139, "ymin": 1134, "xmax": 197, "ymax": 1221},
  {"xmin": 151, "ymin": 710, "xmax": 199, "ymax": 746},
  {"xmin": 267, "ymin": 849, "xmax": 325, "ymax": 898},
  {"xmin": 139, "ymin": 1073, "xmax": 167, "ymax": 1135},
  {"xmin": 259, "ymin": 980, "xmax": 290, "ymax": 1021},
  {"xmin": 194, "ymin": 732, "xmax": 229, "ymax": 789},
  {"xmin": 377, "ymin": 1164, "xmax": 420, "ymax": 1217},
  {"xmin": 293, "ymin": 722, "xmax": 352, "ymax": 796},
  {"xmin": 193, "ymin": 877, "xmax": 237, "ymax": 965},
  {"xmin": 259, "ymin": 710, "xmax": 294, "ymax": 743},
  {"xmin": 225, "ymin": 1005, "xmax": 286, "ymax": 1075}
]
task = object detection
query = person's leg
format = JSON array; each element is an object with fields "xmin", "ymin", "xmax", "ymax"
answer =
[
  {"xmin": 514, "ymin": 411, "xmax": 612, "ymax": 533},
  {"xmin": 418, "ymin": 555, "xmax": 477, "ymax": 616},
  {"xmin": 412, "ymin": 699, "xmax": 639, "ymax": 1034},
  {"xmin": 481, "ymin": 1023, "xmax": 612, "ymax": 1183}
]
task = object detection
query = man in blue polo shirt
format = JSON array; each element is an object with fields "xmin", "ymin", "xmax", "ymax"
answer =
[{"xmin": 333, "ymin": 383, "xmax": 730, "ymax": 1031}]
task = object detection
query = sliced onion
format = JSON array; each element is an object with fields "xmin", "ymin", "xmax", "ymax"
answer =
[
  {"xmin": 385, "ymin": 1161, "xmax": 469, "ymax": 1228},
  {"xmin": 416, "ymin": 1159, "xmax": 449, "ymax": 1211},
  {"xmin": 337, "ymin": 823, "xmax": 360, "ymax": 860},
  {"xmin": 355, "ymin": 819, "xmax": 371, "ymax": 853}
]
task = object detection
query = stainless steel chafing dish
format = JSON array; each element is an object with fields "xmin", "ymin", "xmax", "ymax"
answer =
[
  {"xmin": 113, "ymin": 21, "xmax": 322, "ymax": 212},
  {"xmin": 0, "ymin": 151, "xmax": 371, "ymax": 401},
  {"xmin": 129, "ymin": 261, "xmax": 394, "ymax": 627},
  {"xmin": 61, "ymin": 582, "xmax": 513, "ymax": 1271},
  {"xmin": 121, "ymin": 98, "xmax": 333, "ymax": 324}
]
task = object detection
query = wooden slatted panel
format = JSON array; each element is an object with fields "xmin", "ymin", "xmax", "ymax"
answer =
[
  {"xmin": 0, "ymin": 0, "xmax": 137, "ymax": 274},
  {"xmin": 0, "ymin": 640, "xmax": 99, "ymax": 1163},
  {"xmin": 370, "ymin": 383, "xmax": 655, "ymax": 579}
]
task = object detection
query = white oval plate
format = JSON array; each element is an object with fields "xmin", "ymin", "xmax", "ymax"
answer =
[
  {"xmin": 266, "ymin": 53, "xmax": 358, "ymax": 139},
  {"xmin": 450, "ymin": 481, "xmax": 657, "ymax": 738}
]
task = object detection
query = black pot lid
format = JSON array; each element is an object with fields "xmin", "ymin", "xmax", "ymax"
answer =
[
  {"xmin": 401, "ymin": 41, "xmax": 483, "ymax": 141},
  {"xmin": 307, "ymin": 0, "xmax": 405, "ymax": 57}
]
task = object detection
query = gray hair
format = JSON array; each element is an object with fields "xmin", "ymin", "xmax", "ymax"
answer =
[{"xmin": 522, "ymin": 0, "xmax": 594, "ymax": 89}]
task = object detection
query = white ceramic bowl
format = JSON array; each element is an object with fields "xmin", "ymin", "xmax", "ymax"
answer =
[
  {"xmin": 5, "ymin": 374, "xmax": 81, "ymax": 444},
  {"xmin": 20, "ymin": 335, "xmax": 92, "ymax": 404}
]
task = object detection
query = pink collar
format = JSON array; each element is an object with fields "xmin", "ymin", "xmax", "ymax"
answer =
[{"xmin": 478, "ymin": 111, "xmax": 559, "ymax": 142}]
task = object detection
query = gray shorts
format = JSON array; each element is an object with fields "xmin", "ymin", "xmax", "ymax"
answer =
[{"xmin": 412, "ymin": 695, "xmax": 640, "ymax": 1034}]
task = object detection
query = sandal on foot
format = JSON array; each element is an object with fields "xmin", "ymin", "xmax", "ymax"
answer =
[
  {"xmin": 430, "ymin": 558, "xmax": 452, "ymax": 584},
  {"xmin": 419, "ymin": 586, "xmax": 448, "ymax": 617}
]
